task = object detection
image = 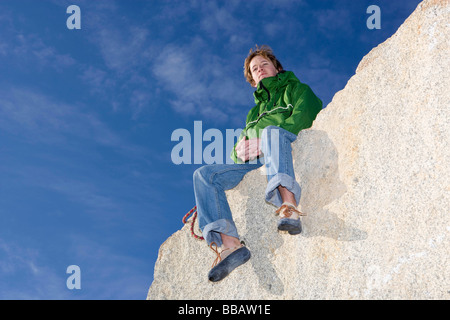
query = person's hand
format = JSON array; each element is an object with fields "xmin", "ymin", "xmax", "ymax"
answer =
[{"xmin": 235, "ymin": 137, "xmax": 262, "ymax": 162}]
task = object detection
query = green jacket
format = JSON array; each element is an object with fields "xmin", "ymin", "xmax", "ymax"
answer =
[{"xmin": 231, "ymin": 71, "xmax": 322, "ymax": 163}]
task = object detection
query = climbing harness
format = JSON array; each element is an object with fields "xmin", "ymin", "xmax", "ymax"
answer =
[{"xmin": 182, "ymin": 206, "xmax": 204, "ymax": 241}]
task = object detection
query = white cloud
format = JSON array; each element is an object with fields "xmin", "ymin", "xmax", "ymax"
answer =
[
  {"xmin": 152, "ymin": 37, "xmax": 251, "ymax": 123},
  {"xmin": 0, "ymin": 25, "xmax": 75, "ymax": 71},
  {"xmin": 40, "ymin": 0, "xmax": 255, "ymax": 123},
  {"xmin": 45, "ymin": 175, "xmax": 118, "ymax": 213},
  {"xmin": 129, "ymin": 89, "xmax": 154, "ymax": 120},
  {"xmin": 153, "ymin": 43, "xmax": 216, "ymax": 118},
  {"xmin": 0, "ymin": 238, "xmax": 69, "ymax": 299},
  {"xmin": 0, "ymin": 86, "xmax": 135, "ymax": 153},
  {"xmin": 80, "ymin": 66, "xmax": 113, "ymax": 91},
  {"xmin": 0, "ymin": 84, "xmax": 164, "ymax": 210},
  {"xmin": 0, "ymin": 240, "xmax": 37, "ymax": 276},
  {"xmin": 0, "ymin": 233, "xmax": 150, "ymax": 299},
  {"xmin": 67, "ymin": 2, "xmax": 159, "ymax": 117},
  {"xmin": 0, "ymin": 4, "xmax": 74, "ymax": 69},
  {"xmin": 199, "ymin": 1, "xmax": 245, "ymax": 38},
  {"xmin": 93, "ymin": 25, "xmax": 151, "ymax": 74},
  {"xmin": 63, "ymin": 234, "xmax": 152, "ymax": 299}
]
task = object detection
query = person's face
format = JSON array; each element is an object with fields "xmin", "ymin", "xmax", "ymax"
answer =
[{"xmin": 250, "ymin": 55, "xmax": 279, "ymax": 87}]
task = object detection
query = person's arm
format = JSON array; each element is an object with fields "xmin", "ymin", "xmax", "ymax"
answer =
[
  {"xmin": 280, "ymin": 82, "xmax": 323, "ymax": 135},
  {"xmin": 231, "ymin": 106, "xmax": 260, "ymax": 163}
]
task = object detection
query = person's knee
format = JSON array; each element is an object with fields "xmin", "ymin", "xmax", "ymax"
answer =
[
  {"xmin": 260, "ymin": 126, "xmax": 280, "ymax": 152},
  {"xmin": 262, "ymin": 126, "xmax": 280, "ymax": 138},
  {"xmin": 193, "ymin": 165, "xmax": 208, "ymax": 182},
  {"xmin": 264, "ymin": 125, "xmax": 280, "ymax": 131},
  {"xmin": 193, "ymin": 165, "xmax": 218, "ymax": 183},
  {"xmin": 262, "ymin": 125, "xmax": 297, "ymax": 145}
]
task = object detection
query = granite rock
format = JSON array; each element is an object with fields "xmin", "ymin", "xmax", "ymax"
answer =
[{"xmin": 147, "ymin": 0, "xmax": 450, "ymax": 300}]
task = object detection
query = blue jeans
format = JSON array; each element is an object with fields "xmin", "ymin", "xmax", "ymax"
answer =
[{"xmin": 193, "ymin": 126, "xmax": 301, "ymax": 246}]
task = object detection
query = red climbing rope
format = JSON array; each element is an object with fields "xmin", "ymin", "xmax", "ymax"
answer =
[{"xmin": 182, "ymin": 206, "xmax": 204, "ymax": 240}]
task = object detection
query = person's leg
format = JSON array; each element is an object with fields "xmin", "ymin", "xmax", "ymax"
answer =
[
  {"xmin": 220, "ymin": 233, "xmax": 241, "ymax": 248},
  {"xmin": 260, "ymin": 126, "xmax": 304, "ymax": 234},
  {"xmin": 193, "ymin": 162, "xmax": 262, "ymax": 282},
  {"xmin": 278, "ymin": 185, "xmax": 297, "ymax": 206},
  {"xmin": 193, "ymin": 162, "xmax": 262, "ymax": 248},
  {"xmin": 260, "ymin": 125, "xmax": 301, "ymax": 207}
]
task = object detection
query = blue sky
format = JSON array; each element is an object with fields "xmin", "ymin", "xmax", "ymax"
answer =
[{"xmin": 0, "ymin": 0, "xmax": 421, "ymax": 299}]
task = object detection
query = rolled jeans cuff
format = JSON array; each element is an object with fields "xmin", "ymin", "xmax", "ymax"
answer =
[
  {"xmin": 202, "ymin": 218, "xmax": 240, "ymax": 247},
  {"xmin": 265, "ymin": 173, "xmax": 301, "ymax": 207}
]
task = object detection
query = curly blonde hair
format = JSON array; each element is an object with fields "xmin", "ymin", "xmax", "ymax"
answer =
[{"xmin": 244, "ymin": 45, "xmax": 284, "ymax": 87}]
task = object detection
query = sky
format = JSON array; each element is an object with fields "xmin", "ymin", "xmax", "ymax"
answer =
[{"xmin": 0, "ymin": 0, "xmax": 422, "ymax": 299}]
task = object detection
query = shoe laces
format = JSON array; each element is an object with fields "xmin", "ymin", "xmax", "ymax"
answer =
[
  {"xmin": 275, "ymin": 204, "xmax": 306, "ymax": 218},
  {"xmin": 209, "ymin": 242, "xmax": 243, "ymax": 268}
]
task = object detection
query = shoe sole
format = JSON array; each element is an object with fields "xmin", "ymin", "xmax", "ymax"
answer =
[
  {"xmin": 208, "ymin": 247, "xmax": 251, "ymax": 282},
  {"xmin": 278, "ymin": 218, "xmax": 302, "ymax": 235}
]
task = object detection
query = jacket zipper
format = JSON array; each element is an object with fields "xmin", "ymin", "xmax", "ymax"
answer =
[
  {"xmin": 257, "ymin": 81, "xmax": 271, "ymax": 121},
  {"xmin": 259, "ymin": 81, "xmax": 271, "ymax": 102}
]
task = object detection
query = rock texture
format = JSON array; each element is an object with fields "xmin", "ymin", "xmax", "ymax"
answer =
[{"xmin": 147, "ymin": 0, "xmax": 449, "ymax": 300}]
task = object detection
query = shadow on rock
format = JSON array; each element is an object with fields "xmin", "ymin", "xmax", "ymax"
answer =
[{"xmin": 293, "ymin": 129, "xmax": 367, "ymax": 241}]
